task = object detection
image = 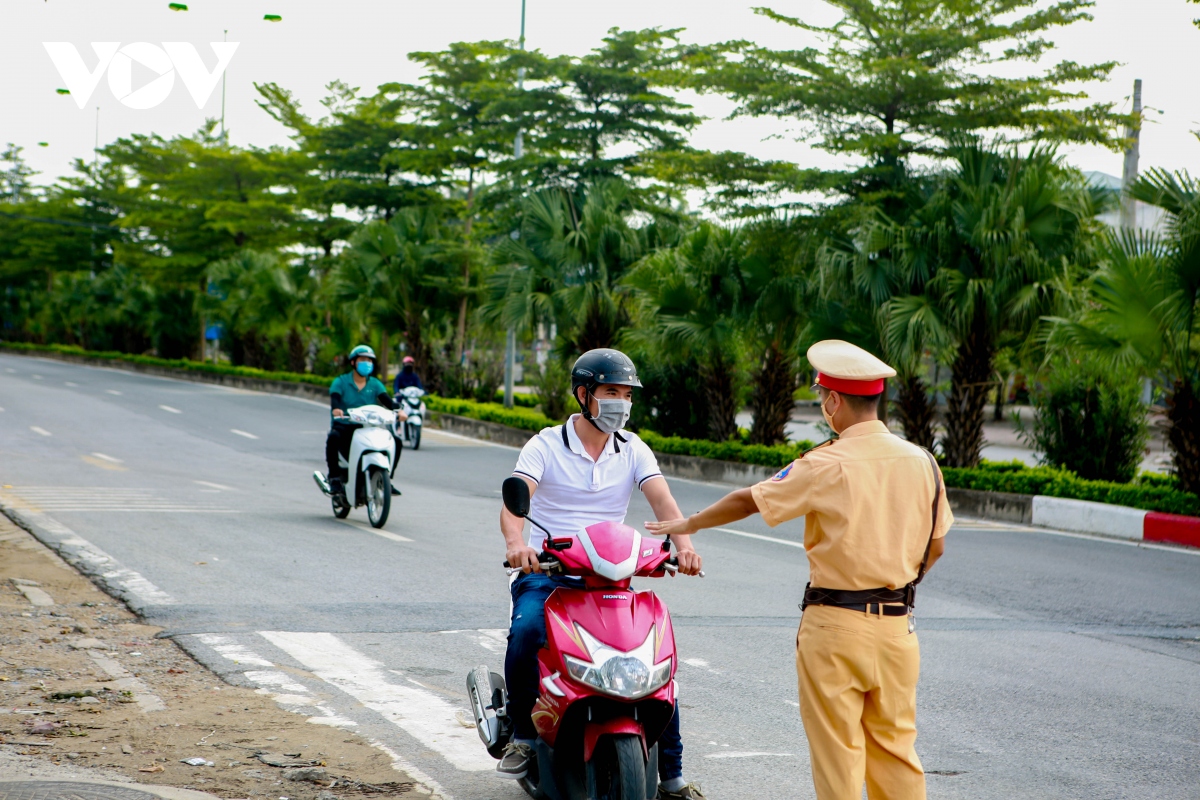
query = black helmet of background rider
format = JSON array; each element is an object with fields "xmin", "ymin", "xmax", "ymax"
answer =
[{"xmin": 570, "ymin": 349, "xmax": 643, "ymax": 434}]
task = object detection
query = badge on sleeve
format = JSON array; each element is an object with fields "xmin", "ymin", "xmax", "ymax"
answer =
[{"xmin": 771, "ymin": 464, "xmax": 793, "ymax": 482}]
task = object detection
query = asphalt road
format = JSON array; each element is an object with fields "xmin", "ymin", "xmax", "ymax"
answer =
[{"xmin": 1, "ymin": 352, "xmax": 1198, "ymax": 800}]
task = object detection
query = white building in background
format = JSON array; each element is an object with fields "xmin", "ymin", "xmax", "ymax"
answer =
[{"xmin": 1085, "ymin": 171, "xmax": 1169, "ymax": 233}]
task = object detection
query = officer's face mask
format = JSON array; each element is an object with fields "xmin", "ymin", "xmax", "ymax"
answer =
[
  {"xmin": 355, "ymin": 360, "xmax": 373, "ymax": 377},
  {"xmin": 820, "ymin": 389, "xmax": 838, "ymax": 434},
  {"xmin": 591, "ymin": 395, "xmax": 632, "ymax": 434}
]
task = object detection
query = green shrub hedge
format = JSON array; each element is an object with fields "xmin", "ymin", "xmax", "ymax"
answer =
[
  {"xmin": 638, "ymin": 431, "xmax": 818, "ymax": 470},
  {"xmin": 426, "ymin": 396, "xmax": 560, "ymax": 431},
  {"xmin": 942, "ymin": 460, "xmax": 1199, "ymax": 516}
]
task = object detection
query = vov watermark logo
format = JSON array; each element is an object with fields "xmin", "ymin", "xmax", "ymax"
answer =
[{"xmin": 43, "ymin": 42, "xmax": 239, "ymax": 110}]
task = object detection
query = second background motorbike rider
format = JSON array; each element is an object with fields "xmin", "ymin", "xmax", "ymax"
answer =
[
  {"xmin": 500, "ymin": 348, "xmax": 707, "ymax": 800},
  {"xmin": 325, "ymin": 344, "xmax": 406, "ymax": 499},
  {"xmin": 393, "ymin": 355, "xmax": 424, "ymax": 392}
]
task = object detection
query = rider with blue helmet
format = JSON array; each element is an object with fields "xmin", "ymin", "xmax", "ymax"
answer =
[{"xmin": 324, "ymin": 345, "xmax": 406, "ymax": 498}]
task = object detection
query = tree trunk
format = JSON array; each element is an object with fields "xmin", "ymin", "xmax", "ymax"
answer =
[
  {"xmin": 941, "ymin": 314, "xmax": 993, "ymax": 467},
  {"xmin": 894, "ymin": 374, "xmax": 936, "ymax": 450},
  {"xmin": 993, "ymin": 372, "xmax": 1006, "ymax": 421},
  {"xmin": 379, "ymin": 330, "xmax": 389, "ymax": 386},
  {"xmin": 1166, "ymin": 379, "xmax": 1200, "ymax": 496},
  {"xmin": 456, "ymin": 170, "xmax": 475, "ymax": 365},
  {"xmin": 405, "ymin": 312, "xmax": 432, "ymax": 392},
  {"xmin": 702, "ymin": 356, "xmax": 738, "ymax": 442},
  {"xmin": 286, "ymin": 328, "xmax": 305, "ymax": 373},
  {"xmin": 748, "ymin": 341, "xmax": 796, "ymax": 445}
]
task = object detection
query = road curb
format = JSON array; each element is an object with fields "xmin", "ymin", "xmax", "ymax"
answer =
[{"xmin": 0, "ymin": 780, "xmax": 223, "ymax": 800}]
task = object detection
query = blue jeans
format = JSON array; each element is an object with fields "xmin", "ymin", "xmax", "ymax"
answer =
[{"xmin": 505, "ymin": 571, "xmax": 684, "ymax": 780}]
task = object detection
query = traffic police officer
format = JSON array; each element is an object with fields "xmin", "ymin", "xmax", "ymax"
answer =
[{"xmin": 647, "ymin": 340, "xmax": 952, "ymax": 800}]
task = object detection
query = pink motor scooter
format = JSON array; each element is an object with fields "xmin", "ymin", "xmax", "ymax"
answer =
[{"xmin": 468, "ymin": 477, "xmax": 701, "ymax": 800}]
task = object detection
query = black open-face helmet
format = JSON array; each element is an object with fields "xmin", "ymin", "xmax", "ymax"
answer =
[{"xmin": 571, "ymin": 348, "xmax": 642, "ymax": 414}]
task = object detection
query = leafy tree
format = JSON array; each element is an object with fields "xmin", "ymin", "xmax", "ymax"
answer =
[
  {"xmin": 889, "ymin": 141, "xmax": 1093, "ymax": 466},
  {"xmin": 1, "ymin": 144, "xmax": 38, "ymax": 204},
  {"xmin": 1049, "ymin": 173, "xmax": 1200, "ymax": 494},
  {"xmin": 683, "ymin": 0, "xmax": 1122, "ymax": 202},
  {"xmin": 625, "ymin": 222, "xmax": 749, "ymax": 441}
]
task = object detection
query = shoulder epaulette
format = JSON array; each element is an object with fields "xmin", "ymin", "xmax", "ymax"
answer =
[{"xmin": 798, "ymin": 438, "xmax": 837, "ymax": 458}]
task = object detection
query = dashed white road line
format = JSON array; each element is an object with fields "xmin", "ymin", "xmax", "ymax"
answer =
[
  {"xmin": 29, "ymin": 426, "xmax": 52, "ymax": 437},
  {"xmin": 260, "ymin": 631, "xmax": 494, "ymax": 773},
  {"xmin": 230, "ymin": 429, "xmax": 259, "ymax": 440},
  {"xmin": 705, "ymin": 751, "xmax": 795, "ymax": 759},
  {"xmin": 159, "ymin": 404, "xmax": 182, "ymax": 414},
  {"xmin": 339, "ymin": 519, "xmax": 414, "ymax": 543},
  {"xmin": 65, "ymin": 381, "xmax": 78, "ymax": 387},
  {"xmin": 105, "ymin": 389, "xmax": 122, "ymax": 395},
  {"xmin": 194, "ymin": 480, "xmax": 233, "ymax": 491},
  {"xmin": 91, "ymin": 452, "xmax": 123, "ymax": 464},
  {"xmin": 32, "ymin": 374, "xmax": 43, "ymax": 380},
  {"xmin": 714, "ymin": 527, "xmax": 804, "ymax": 548}
]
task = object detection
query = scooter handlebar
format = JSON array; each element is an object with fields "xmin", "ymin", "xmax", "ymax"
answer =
[
  {"xmin": 503, "ymin": 551, "xmax": 561, "ymax": 575},
  {"xmin": 664, "ymin": 557, "xmax": 705, "ymax": 578}
]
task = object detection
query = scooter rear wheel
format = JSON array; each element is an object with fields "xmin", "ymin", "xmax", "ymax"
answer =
[
  {"xmin": 586, "ymin": 734, "xmax": 645, "ymax": 800},
  {"xmin": 331, "ymin": 494, "xmax": 350, "ymax": 519},
  {"xmin": 366, "ymin": 466, "xmax": 391, "ymax": 528}
]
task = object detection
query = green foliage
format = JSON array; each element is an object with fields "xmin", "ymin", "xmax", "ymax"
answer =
[
  {"xmin": 527, "ymin": 359, "xmax": 573, "ymax": 419},
  {"xmin": 1017, "ymin": 357, "xmax": 1149, "ymax": 483},
  {"xmin": 426, "ymin": 395, "xmax": 559, "ymax": 430},
  {"xmin": 637, "ymin": 430, "xmax": 818, "ymax": 470},
  {"xmin": 942, "ymin": 460, "xmax": 1200, "ymax": 516},
  {"xmin": 490, "ymin": 389, "xmax": 540, "ymax": 408}
]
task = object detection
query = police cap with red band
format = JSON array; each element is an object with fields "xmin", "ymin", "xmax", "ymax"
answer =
[{"xmin": 807, "ymin": 340, "xmax": 896, "ymax": 396}]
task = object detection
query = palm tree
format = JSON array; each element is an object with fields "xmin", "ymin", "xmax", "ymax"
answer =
[
  {"xmin": 624, "ymin": 223, "xmax": 747, "ymax": 441},
  {"xmin": 486, "ymin": 179, "xmax": 679, "ymax": 357},
  {"xmin": 338, "ymin": 207, "xmax": 450, "ymax": 384},
  {"xmin": 1048, "ymin": 174, "xmax": 1200, "ymax": 493},
  {"xmin": 905, "ymin": 142, "xmax": 1091, "ymax": 466}
]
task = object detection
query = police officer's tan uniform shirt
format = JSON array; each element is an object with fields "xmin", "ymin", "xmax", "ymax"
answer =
[{"xmin": 751, "ymin": 420, "xmax": 952, "ymax": 591}]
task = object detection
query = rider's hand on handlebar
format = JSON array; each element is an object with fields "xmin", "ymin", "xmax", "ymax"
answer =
[
  {"xmin": 673, "ymin": 547, "xmax": 703, "ymax": 576},
  {"xmin": 506, "ymin": 545, "xmax": 542, "ymax": 574},
  {"xmin": 332, "ymin": 408, "xmax": 346, "ymax": 418}
]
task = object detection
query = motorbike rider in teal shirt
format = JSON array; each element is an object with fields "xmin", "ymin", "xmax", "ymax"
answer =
[{"xmin": 325, "ymin": 345, "xmax": 405, "ymax": 499}]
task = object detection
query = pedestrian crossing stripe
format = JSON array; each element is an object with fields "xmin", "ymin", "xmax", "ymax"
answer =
[{"xmin": 1, "ymin": 487, "xmax": 236, "ymax": 513}]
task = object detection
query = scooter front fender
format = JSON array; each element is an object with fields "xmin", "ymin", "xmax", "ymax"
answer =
[
  {"xmin": 583, "ymin": 718, "xmax": 645, "ymax": 762},
  {"xmin": 359, "ymin": 451, "xmax": 390, "ymax": 472}
]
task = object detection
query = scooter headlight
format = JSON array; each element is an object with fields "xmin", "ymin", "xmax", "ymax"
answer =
[{"xmin": 562, "ymin": 627, "xmax": 672, "ymax": 699}]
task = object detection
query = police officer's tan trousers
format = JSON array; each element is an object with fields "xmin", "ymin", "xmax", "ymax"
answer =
[{"xmin": 796, "ymin": 605, "xmax": 925, "ymax": 800}]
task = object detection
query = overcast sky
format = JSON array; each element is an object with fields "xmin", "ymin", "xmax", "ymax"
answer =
[{"xmin": 6, "ymin": 0, "xmax": 1200, "ymax": 190}]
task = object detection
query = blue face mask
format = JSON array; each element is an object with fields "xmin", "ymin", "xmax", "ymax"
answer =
[{"xmin": 355, "ymin": 361, "xmax": 373, "ymax": 377}]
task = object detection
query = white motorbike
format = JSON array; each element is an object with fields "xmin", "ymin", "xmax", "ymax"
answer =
[
  {"xmin": 312, "ymin": 404, "xmax": 398, "ymax": 528},
  {"xmin": 395, "ymin": 387, "xmax": 426, "ymax": 450}
]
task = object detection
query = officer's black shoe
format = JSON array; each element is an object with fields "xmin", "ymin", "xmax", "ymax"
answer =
[{"xmin": 391, "ymin": 485, "xmax": 402, "ymax": 496}]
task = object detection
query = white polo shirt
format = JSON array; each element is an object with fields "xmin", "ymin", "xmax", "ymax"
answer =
[{"xmin": 512, "ymin": 415, "xmax": 664, "ymax": 549}]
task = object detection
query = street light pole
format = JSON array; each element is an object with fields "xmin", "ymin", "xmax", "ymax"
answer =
[
  {"xmin": 503, "ymin": 0, "xmax": 527, "ymax": 409},
  {"xmin": 1120, "ymin": 78, "xmax": 1142, "ymax": 230}
]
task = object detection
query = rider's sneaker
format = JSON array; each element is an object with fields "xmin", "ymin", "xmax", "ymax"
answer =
[
  {"xmin": 391, "ymin": 485, "xmax": 402, "ymax": 496},
  {"xmin": 495, "ymin": 740, "xmax": 533, "ymax": 779},
  {"xmin": 329, "ymin": 475, "xmax": 346, "ymax": 499},
  {"xmin": 659, "ymin": 782, "xmax": 707, "ymax": 800}
]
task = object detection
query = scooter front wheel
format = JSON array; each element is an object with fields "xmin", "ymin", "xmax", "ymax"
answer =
[
  {"xmin": 410, "ymin": 425, "xmax": 421, "ymax": 451},
  {"xmin": 586, "ymin": 734, "xmax": 645, "ymax": 800},
  {"xmin": 366, "ymin": 466, "xmax": 391, "ymax": 528}
]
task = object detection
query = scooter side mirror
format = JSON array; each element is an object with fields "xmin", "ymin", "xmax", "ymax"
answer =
[{"xmin": 502, "ymin": 476, "xmax": 530, "ymax": 518}]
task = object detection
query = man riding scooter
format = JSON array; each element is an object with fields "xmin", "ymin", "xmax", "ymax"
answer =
[
  {"xmin": 324, "ymin": 345, "xmax": 406, "ymax": 501},
  {"xmin": 500, "ymin": 348, "xmax": 708, "ymax": 800},
  {"xmin": 393, "ymin": 355, "xmax": 424, "ymax": 392}
]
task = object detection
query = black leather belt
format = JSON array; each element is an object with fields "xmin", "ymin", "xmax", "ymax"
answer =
[{"xmin": 802, "ymin": 584, "xmax": 911, "ymax": 614}]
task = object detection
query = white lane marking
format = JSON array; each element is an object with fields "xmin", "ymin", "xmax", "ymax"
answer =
[
  {"xmin": 29, "ymin": 426, "xmax": 52, "ymax": 437},
  {"xmin": 705, "ymin": 751, "xmax": 795, "ymax": 759},
  {"xmin": 88, "ymin": 652, "xmax": 166, "ymax": 712},
  {"xmin": 340, "ymin": 519, "xmax": 413, "ymax": 543},
  {"xmin": 0, "ymin": 407, "xmax": 5, "ymax": 412},
  {"xmin": 105, "ymin": 389, "xmax": 122, "ymax": 395},
  {"xmin": 32, "ymin": 374, "xmax": 43, "ymax": 380},
  {"xmin": 196, "ymin": 635, "xmax": 356, "ymax": 728},
  {"xmin": 65, "ymin": 382, "xmax": 78, "ymax": 387},
  {"xmin": 230, "ymin": 429, "xmax": 259, "ymax": 439},
  {"xmin": 196, "ymin": 634, "xmax": 275, "ymax": 666},
  {"xmin": 260, "ymin": 631, "xmax": 494, "ymax": 772},
  {"xmin": 159, "ymin": 404, "xmax": 182, "ymax": 414},
  {"xmin": 4, "ymin": 368, "xmax": 14, "ymax": 373},
  {"xmin": 714, "ymin": 527, "xmax": 804, "ymax": 548},
  {"xmin": 91, "ymin": 452, "xmax": 123, "ymax": 464},
  {"xmin": 16, "ymin": 584, "xmax": 55, "ymax": 607},
  {"xmin": 194, "ymin": 480, "xmax": 233, "ymax": 491},
  {"xmin": 367, "ymin": 736, "xmax": 454, "ymax": 800}
]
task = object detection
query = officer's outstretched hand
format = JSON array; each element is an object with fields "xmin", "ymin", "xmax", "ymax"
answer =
[
  {"xmin": 507, "ymin": 544, "xmax": 541, "ymax": 574},
  {"xmin": 645, "ymin": 518, "xmax": 694, "ymax": 538}
]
